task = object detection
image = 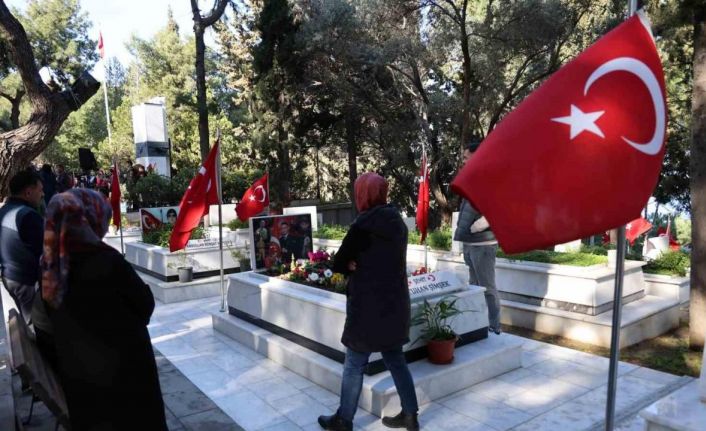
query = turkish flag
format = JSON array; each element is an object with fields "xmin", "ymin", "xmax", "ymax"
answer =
[
  {"xmin": 110, "ymin": 161, "xmax": 121, "ymax": 227},
  {"xmin": 98, "ymin": 31, "xmax": 105, "ymax": 59},
  {"xmin": 451, "ymin": 12, "xmax": 667, "ymax": 253},
  {"xmin": 236, "ymin": 174, "xmax": 269, "ymax": 222},
  {"xmin": 626, "ymin": 217, "xmax": 652, "ymax": 245},
  {"xmin": 169, "ymin": 140, "xmax": 220, "ymax": 251},
  {"xmin": 416, "ymin": 155, "xmax": 429, "ymax": 243}
]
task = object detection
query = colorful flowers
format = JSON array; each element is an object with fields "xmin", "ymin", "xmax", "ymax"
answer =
[
  {"xmin": 282, "ymin": 249, "xmax": 347, "ymax": 293},
  {"xmin": 412, "ymin": 266, "xmax": 429, "ymax": 276}
]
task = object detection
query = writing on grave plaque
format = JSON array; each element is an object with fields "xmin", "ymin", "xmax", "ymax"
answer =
[{"xmin": 407, "ymin": 271, "xmax": 464, "ymax": 301}]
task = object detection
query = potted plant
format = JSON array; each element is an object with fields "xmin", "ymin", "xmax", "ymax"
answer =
[
  {"xmin": 411, "ymin": 296, "xmax": 466, "ymax": 364},
  {"xmin": 170, "ymin": 250, "xmax": 193, "ymax": 283},
  {"xmin": 230, "ymin": 245, "xmax": 252, "ymax": 272}
]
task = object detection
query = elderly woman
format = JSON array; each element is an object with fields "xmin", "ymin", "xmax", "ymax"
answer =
[
  {"xmin": 318, "ymin": 173, "xmax": 419, "ymax": 431},
  {"xmin": 41, "ymin": 189, "xmax": 167, "ymax": 430}
]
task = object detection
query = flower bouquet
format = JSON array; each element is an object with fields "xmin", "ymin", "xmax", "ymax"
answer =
[{"xmin": 281, "ymin": 249, "xmax": 347, "ymax": 293}]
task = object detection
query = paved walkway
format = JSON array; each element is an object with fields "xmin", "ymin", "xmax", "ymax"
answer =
[{"xmin": 149, "ymin": 297, "xmax": 693, "ymax": 431}]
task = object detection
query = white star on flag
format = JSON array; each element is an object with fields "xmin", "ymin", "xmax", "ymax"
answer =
[{"xmin": 552, "ymin": 104, "xmax": 605, "ymax": 140}]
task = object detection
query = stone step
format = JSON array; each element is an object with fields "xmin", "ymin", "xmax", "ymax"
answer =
[
  {"xmin": 501, "ymin": 294, "xmax": 680, "ymax": 348},
  {"xmin": 212, "ymin": 312, "xmax": 523, "ymax": 417}
]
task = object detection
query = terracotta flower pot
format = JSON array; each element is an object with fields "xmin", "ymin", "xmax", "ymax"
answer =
[{"xmin": 427, "ymin": 337, "xmax": 458, "ymax": 364}]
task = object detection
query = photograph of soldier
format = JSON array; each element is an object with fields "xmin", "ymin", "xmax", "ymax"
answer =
[{"xmin": 250, "ymin": 214, "xmax": 314, "ymax": 271}]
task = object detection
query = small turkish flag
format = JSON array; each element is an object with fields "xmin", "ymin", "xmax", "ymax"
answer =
[
  {"xmin": 169, "ymin": 140, "xmax": 220, "ymax": 251},
  {"xmin": 451, "ymin": 11, "xmax": 667, "ymax": 254},
  {"xmin": 110, "ymin": 161, "xmax": 121, "ymax": 227},
  {"xmin": 416, "ymin": 155, "xmax": 429, "ymax": 244},
  {"xmin": 236, "ymin": 174, "xmax": 269, "ymax": 222},
  {"xmin": 98, "ymin": 31, "xmax": 105, "ymax": 59},
  {"xmin": 626, "ymin": 217, "xmax": 652, "ymax": 245}
]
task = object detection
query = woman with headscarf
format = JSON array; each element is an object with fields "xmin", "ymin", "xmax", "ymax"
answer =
[
  {"xmin": 41, "ymin": 189, "xmax": 167, "ymax": 430},
  {"xmin": 318, "ymin": 173, "xmax": 419, "ymax": 431}
]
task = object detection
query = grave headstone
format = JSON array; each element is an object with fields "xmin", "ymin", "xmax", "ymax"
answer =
[
  {"xmin": 554, "ymin": 239, "xmax": 582, "ymax": 253},
  {"xmin": 407, "ymin": 270, "xmax": 465, "ymax": 301}
]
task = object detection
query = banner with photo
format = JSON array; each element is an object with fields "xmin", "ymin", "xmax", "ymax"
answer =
[
  {"xmin": 249, "ymin": 214, "xmax": 314, "ymax": 271},
  {"xmin": 140, "ymin": 206, "xmax": 179, "ymax": 234}
]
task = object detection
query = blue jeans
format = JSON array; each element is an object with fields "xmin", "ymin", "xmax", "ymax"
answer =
[{"xmin": 338, "ymin": 347, "xmax": 419, "ymax": 422}]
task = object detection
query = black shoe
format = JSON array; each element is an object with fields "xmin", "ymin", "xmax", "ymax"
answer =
[
  {"xmin": 318, "ymin": 413, "xmax": 353, "ymax": 431},
  {"xmin": 382, "ymin": 411, "xmax": 419, "ymax": 431},
  {"xmin": 489, "ymin": 326, "xmax": 502, "ymax": 335}
]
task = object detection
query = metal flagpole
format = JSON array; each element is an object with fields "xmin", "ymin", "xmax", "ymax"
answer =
[
  {"xmin": 422, "ymin": 144, "xmax": 428, "ymax": 269},
  {"xmin": 216, "ymin": 129, "xmax": 226, "ymax": 312},
  {"xmin": 114, "ymin": 158, "xmax": 124, "ymax": 256},
  {"xmin": 605, "ymin": 4, "xmax": 636, "ymax": 430}
]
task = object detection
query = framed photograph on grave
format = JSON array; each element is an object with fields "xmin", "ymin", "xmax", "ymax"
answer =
[
  {"xmin": 249, "ymin": 213, "xmax": 314, "ymax": 271},
  {"xmin": 140, "ymin": 206, "xmax": 179, "ymax": 234}
]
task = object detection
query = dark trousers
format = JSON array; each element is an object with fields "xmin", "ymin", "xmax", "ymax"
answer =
[
  {"xmin": 2, "ymin": 276, "xmax": 36, "ymax": 325},
  {"xmin": 338, "ymin": 347, "xmax": 418, "ymax": 421}
]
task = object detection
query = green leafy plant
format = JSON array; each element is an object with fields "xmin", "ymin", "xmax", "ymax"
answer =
[
  {"xmin": 411, "ymin": 296, "xmax": 465, "ymax": 342},
  {"xmin": 497, "ymin": 249, "xmax": 607, "ymax": 266},
  {"xmin": 428, "ymin": 227, "xmax": 452, "ymax": 251},
  {"xmin": 227, "ymin": 219, "xmax": 249, "ymax": 230},
  {"xmin": 644, "ymin": 250, "xmax": 690, "ymax": 277},
  {"xmin": 313, "ymin": 224, "xmax": 349, "ymax": 240},
  {"xmin": 142, "ymin": 224, "xmax": 205, "ymax": 248}
]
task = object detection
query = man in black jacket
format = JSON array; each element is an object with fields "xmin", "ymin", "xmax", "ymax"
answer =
[
  {"xmin": 0, "ymin": 170, "xmax": 45, "ymax": 324},
  {"xmin": 454, "ymin": 141, "xmax": 502, "ymax": 334}
]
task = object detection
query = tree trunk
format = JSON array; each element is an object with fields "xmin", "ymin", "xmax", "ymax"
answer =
[
  {"xmin": 345, "ymin": 114, "xmax": 358, "ymax": 215},
  {"xmin": 277, "ymin": 125, "xmax": 291, "ymax": 207},
  {"xmin": 194, "ymin": 25, "xmax": 210, "ymax": 161},
  {"xmin": 0, "ymin": 3, "xmax": 100, "ymax": 198},
  {"xmin": 0, "ymin": 89, "xmax": 25, "ymax": 129},
  {"xmin": 690, "ymin": 1, "xmax": 706, "ymax": 350},
  {"xmin": 191, "ymin": 0, "xmax": 228, "ymax": 162}
]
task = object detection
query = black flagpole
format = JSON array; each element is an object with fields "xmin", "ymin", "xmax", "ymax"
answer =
[{"xmin": 605, "ymin": 5, "xmax": 637, "ymax": 430}]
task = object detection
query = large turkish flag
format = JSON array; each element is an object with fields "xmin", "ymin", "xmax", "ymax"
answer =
[
  {"xmin": 451, "ymin": 12, "xmax": 667, "ymax": 254},
  {"xmin": 169, "ymin": 140, "xmax": 220, "ymax": 251},
  {"xmin": 416, "ymin": 155, "xmax": 429, "ymax": 244}
]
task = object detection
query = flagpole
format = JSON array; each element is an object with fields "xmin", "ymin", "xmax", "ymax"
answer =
[
  {"xmin": 116, "ymin": 160, "xmax": 124, "ymax": 256},
  {"xmin": 422, "ymin": 144, "xmax": 428, "ymax": 270},
  {"xmin": 604, "ymin": 4, "xmax": 636, "ymax": 430},
  {"xmin": 216, "ymin": 129, "xmax": 226, "ymax": 313}
]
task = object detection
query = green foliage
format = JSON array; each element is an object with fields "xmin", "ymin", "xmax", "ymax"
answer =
[
  {"xmin": 675, "ymin": 217, "xmax": 692, "ymax": 246},
  {"xmin": 428, "ymin": 228, "xmax": 452, "ymax": 251},
  {"xmin": 408, "ymin": 230, "xmax": 422, "ymax": 245},
  {"xmin": 644, "ymin": 251, "xmax": 691, "ymax": 277},
  {"xmin": 411, "ymin": 296, "xmax": 465, "ymax": 342},
  {"xmin": 227, "ymin": 218, "xmax": 249, "ymax": 230},
  {"xmin": 313, "ymin": 224, "xmax": 349, "ymax": 240},
  {"xmin": 579, "ymin": 244, "xmax": 609, "ymax": 256},
  {"xmin": 143, "ymin": 224, "xmax": 205, "ymax": 248},
  {"xmin": 498, "ymin": 249, "xmax": 607, "ymax": 267}
]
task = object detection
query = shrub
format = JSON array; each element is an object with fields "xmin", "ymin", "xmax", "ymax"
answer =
[
  {"xmin": 408, "ymin": 229, "xmax": 422, "ymax": 245},
  {"xmin": 498, "ymin": 249, "xmax": 607, "ymax": 266},
  {"xmin": 142, "ymin": 224, "xmax": 205, "ymax": 248},
  {"xmin": 314, "ymin": 224, "xmax": 349, "ymax": 240},
  {"xmin": 227, "ymin": 219, "xmax": 249, "ymax": 230},
  {"xmin": 428, "ymin": 227, "xmax": 452, "ymax": 251},
  {"xmin": 643, "ymin": 251, "xmax": 690, "ymax": 277}
]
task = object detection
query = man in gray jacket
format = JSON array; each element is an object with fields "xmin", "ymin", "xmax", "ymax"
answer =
[{"xmin": 454, "ymin": 141, "xmax": 501, "ymax": 334}]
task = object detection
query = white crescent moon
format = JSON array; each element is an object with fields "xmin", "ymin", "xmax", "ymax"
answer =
[
  {"xmin": 254, "ymin": 185, "xmax": 266, "ymax": 202},
  {"xmin": 584, "ymin": 57, "xmax": 665, "ymax": 156}
]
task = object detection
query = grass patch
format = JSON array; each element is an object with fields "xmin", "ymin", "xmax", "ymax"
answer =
[
  {"xmin": 313, "ymin": 224, "xmax": 349, "ymax": 240},
  {"xmin": 142, "ymin": 224, "xmax": 205, "ymax": 248},
  {"xmin": 643, "ymin": 251, "xmax": 690, "ymax": 277},
  {"xmin": 504, "ymin": 323, "xmax": 702, "ymax": 377},
  {"xmin": 497, "ymin": 249, "xmax": 607, "ymax": 266}
]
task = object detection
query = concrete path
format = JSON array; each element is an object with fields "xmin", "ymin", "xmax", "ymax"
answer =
[{"xmin": 149, "ymin": 297, "xmax": 693, "ymax": 431}]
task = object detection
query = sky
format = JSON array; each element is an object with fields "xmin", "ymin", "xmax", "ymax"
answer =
[{"xmin": 6, "ymin": 0, "xmax": 215, "ymax": 81}]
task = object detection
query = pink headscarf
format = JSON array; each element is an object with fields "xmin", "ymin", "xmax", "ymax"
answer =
[{"xmin": 354, "ymin": 173, "xmax": 388, "ymax": 212}]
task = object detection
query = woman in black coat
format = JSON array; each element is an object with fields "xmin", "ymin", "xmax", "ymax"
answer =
[
  {"xmin": 318, "ymin": 173, "xmax": 419, "ymax": 431},
  {"xmin": 42, "ymin": 189, "xmax": 167, "ymax": 431}
]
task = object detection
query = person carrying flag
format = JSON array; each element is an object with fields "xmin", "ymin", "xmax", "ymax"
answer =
[{"xmin": 454, "ymin": 139, "xmax": 501, "ymax": 335}]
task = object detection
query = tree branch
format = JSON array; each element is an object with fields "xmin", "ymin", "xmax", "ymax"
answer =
[
  {"xmin": 0, "ymin": 1, "xmax": 49, "ymax": 102},
  {"xmin": 192, "ymin": 0, "xmax": 229, "ymax": 27}
]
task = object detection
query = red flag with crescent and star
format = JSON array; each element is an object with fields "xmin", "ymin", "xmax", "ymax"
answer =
[
  {"xmin": 626, "ymin": 217, "xmax": 652, "ymax": 245},
  {"xmin": 169, "ymin": 139, "xmax": 220, "ymax": 251},
  {"xmin": 110, "ymin": 161, "xmax": 121, "ymax": 227},
  {"xmin": 98, "ymin": 31, "xmax": 105, "ymax": 59},
  {"xmin": 416, "ymin": 154, "xmax": 429, "ymax": 244},
  {"xmin": 236, "ymin": 173, "xmax": 269, "ymax": 222},
  {"xmin": 451, "ymin": 11, "xmax": 667, "ymax": 254}
]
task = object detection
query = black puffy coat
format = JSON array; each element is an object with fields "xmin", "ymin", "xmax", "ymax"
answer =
[{"xmin": 333, "ymin": 204, "xmax": 410, "ymax": 353}]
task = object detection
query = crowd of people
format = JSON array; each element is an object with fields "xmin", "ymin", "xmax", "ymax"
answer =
[
  {"xmin": 0, "ymin": 140, "xmax": 497, "ymax": 431},
  {"xmin": 0, "ymin": 169, "xmax": 167, "ymax": 430}
]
